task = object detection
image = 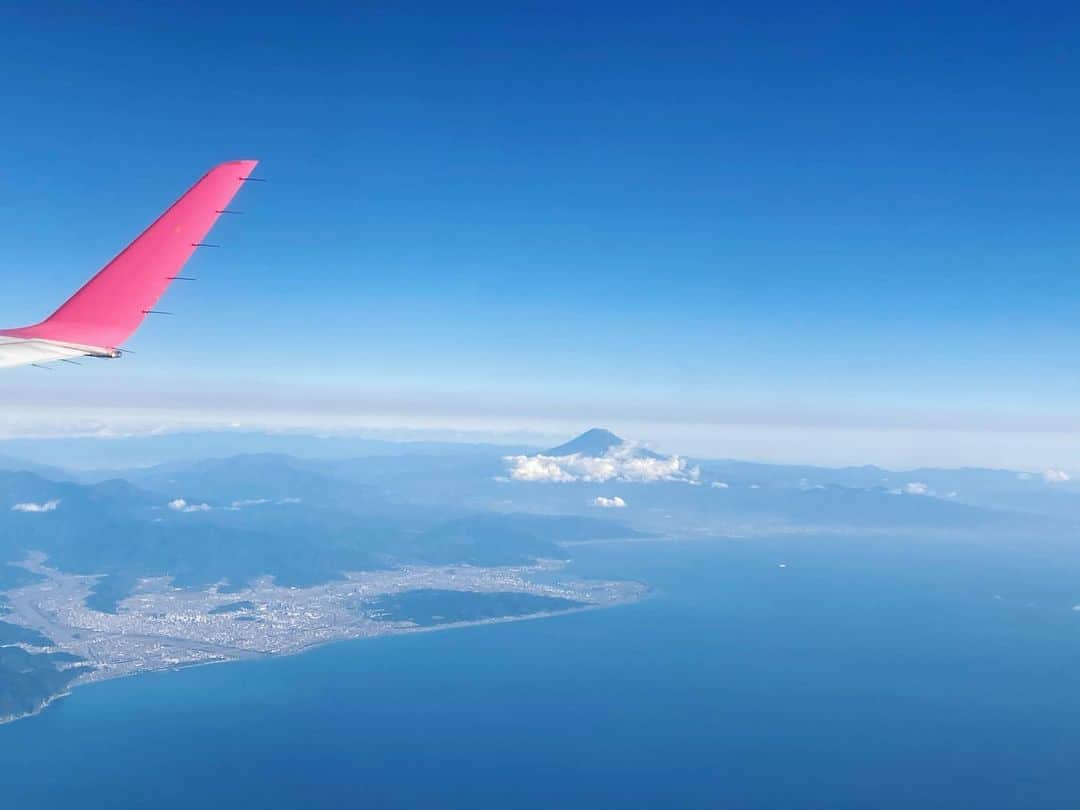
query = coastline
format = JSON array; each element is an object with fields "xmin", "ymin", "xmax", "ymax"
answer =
[
  {"xmin": 0, "ymin": 591, "xmax": 646, "ymax": 729},
  {"xmin": 0, "ymin": 687, "xmax": 75, "ymax": 727}
]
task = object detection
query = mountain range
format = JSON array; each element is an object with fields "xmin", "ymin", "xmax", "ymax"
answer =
[{"xmin": 1, "ymin": 427, "xmax": 1078, "ymax": 724}]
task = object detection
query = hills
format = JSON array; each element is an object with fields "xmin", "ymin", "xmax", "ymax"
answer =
[
  {"xmin": 1, "ymin": 427, "xmax": 1078, "ymax": 725},
  {"xmin": 0, "ymin": 428, "xmax": 1072, "ymax": 565},
  {"xmin": 0, "ymin": 454, "xmax": 643, "ymax": 606},
  {"xmin": 0, "ymin": 428, "xmax": 1077, "ymax": 575}
]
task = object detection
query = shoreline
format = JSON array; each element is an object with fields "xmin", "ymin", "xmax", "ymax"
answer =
[
  {"xmin": 0, "ymin": 593, "xmax": 645, "ymax": 729},
  {"xmin": 0, "ymin": 687, "xmax": 75, "ymax": 727}
]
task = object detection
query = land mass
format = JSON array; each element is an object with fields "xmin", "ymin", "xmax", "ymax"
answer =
[
  {"xmin": 0, "ymin": 554, "xmax": 645, "ymax": 725},
  {"xmin": 4, "ymin": 426, "xmax": 1057, "ymax": 727}
]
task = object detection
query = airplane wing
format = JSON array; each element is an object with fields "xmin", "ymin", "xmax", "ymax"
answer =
[{"xmin": 0, "ymin": 159, "xmax": 258, "ymax": 369}]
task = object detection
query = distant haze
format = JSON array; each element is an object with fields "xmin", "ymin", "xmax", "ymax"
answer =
[{"xmin": 2, "ymin": 402, "xmax": 1080, "ymax": 472}]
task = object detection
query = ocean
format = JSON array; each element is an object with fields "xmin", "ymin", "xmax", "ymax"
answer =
[{"xmin": 3, "ymin": 534, "xmax": 1080, "ymax": 809}]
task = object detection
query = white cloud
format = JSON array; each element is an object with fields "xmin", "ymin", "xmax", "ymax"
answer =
[
  {"xmin": 505, "ymin": 443, "xmax": 696, "ymax": 484},
  {"xmin": 168, "ymin": 498, "xmax": 212, "ymax": 513},
  {"xmin": 11, "ymin": 499, "xmax": 60, "ymax": 513},
  {"xmin": 506, "ymin": 455, "xmax": 577, "ymax": 482},
  {"xmin": 1044, "ymin": 469, "xmax": 1071, "ymax": 484},
  {"xmin": 711, "ymin": 481, "xmax": 729, "ymax": 489},
  {"xmin": 890, "ymin": 482, "xmax": 930, "ymax": 495},
  {"xmin": 225, "ymin": 497, "xmax": 298, "ymax": 510},
  {"xmin": 229, "ymin": 498, "xmax": 271, "ymax": 509},
  {"xmin": 592, "ymin": 496, "xmax": 627, "ymax": 508}
]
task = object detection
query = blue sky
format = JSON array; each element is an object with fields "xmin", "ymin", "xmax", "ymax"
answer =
[{"xmin": 4, "ymin": 2, "xmax": 1080, "ymax": 467}]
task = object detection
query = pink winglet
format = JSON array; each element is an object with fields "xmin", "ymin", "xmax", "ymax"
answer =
[{"xmin": 0, "ymin": 159, "xmax": 258, "ymax": 349}]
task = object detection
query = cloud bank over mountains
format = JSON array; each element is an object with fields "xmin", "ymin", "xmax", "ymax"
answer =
[{"xmin": 505, "ymin": 429, "xmax": 699, "ymax": 484}]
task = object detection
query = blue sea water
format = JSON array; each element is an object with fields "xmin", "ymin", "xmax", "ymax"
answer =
[{"xmin": 3, "ymin": 534, "xmax": 1080, "ymax": 809}]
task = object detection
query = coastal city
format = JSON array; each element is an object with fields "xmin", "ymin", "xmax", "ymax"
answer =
[{"xmin": 1, "ymin": 553, "xmax": 647, "ymax": 688}]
